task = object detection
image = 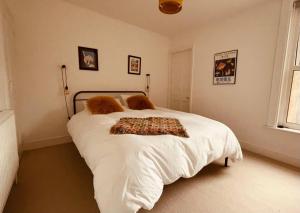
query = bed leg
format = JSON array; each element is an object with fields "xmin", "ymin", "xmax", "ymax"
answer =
[{"xmin": 225, "ymin": 157, "xmax": 229, "ymax": 167}]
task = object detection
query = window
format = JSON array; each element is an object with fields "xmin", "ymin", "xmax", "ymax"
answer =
[{"xmin": 279, "ymin": 0, "xmax": 300, "ymax": 130}]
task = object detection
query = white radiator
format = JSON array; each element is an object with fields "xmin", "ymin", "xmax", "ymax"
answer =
[{"xmin": 0, "ymin": 110, "xmax": 18, "ymax": 212}]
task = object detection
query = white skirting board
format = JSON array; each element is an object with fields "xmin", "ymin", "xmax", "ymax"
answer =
[
  {"xmin": 240, "ymin": 141, "xmax": 300, "ymax": 168},
  {"xmin": 21, "ymin": 137, "xmax": 300, "ymax": 167},
  {"xmin": 22, "ymin": 136, "xmax": 72, "ymax": 151}
]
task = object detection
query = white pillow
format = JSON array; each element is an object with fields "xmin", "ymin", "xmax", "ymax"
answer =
[
  {"xmin": 114, "ymin": 97, "xmax": 123, "ymax": 106},
  {"xmin": 120, "ymin": 95, "xmax": 131, "ymax": 106}
]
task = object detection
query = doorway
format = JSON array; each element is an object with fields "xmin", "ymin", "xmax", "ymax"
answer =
[{"xmin": 169, "ymin": 49, "xmax": 193, "ymax": 112}]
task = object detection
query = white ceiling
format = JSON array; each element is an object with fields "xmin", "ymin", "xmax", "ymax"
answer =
[{"xmin": 64, "ymin": 0, "xmax": 271, "ymax": 37}]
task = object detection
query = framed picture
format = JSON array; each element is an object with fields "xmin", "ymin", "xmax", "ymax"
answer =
[
  {"xmin": 78, "ymin": 46, "xmax": 99, "ymax": 71},
  {"xmin": 213, "ymin": 50, "xmax": 238, "ymax": 85},
  {"xmin": 128, "ymin": 55, "xmax": 141, "ymax": 75}
]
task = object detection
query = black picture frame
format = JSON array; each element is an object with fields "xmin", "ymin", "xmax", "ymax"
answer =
[
  {"xmin": 78, "ymin": 46, "xmax": 99, "ymax": 71},
  {"xmin": 128, "ymin": 55, "xmax": 141, "ymax": 75},
  {"xmin": 213, "ymin": 49, "xmax": 238, "ymax": 85}
]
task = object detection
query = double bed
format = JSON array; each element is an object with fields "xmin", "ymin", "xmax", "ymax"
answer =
[{"xmin": 67, "ymin": 91, "xmax": 243, "ymax": 213}]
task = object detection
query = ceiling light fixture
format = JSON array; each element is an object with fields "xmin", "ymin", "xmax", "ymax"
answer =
[{"xmin": 159, "ymin": 0, "xmax": 183, "ymax": 14}]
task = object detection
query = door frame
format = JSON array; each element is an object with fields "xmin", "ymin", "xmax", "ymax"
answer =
[{"xmin": 168, "ymin": 47, "xmax": 194, "ymax": 112}]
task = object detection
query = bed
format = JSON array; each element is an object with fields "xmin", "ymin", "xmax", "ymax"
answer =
[{"xmin": 67, "ymin": 91, "xmax": 243, "ymax": 213}]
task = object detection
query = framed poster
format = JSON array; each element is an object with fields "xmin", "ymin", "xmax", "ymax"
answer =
[
  {"xmin": 78, "ymin": 46, "xmax": 99, "ymax": 71},
  {"xmin": 128, "ymin": 55, "xmax": 141, "ymax": 75},
  {"xmin": 213, "ymin": 50, "xmax": 238, "ymax": 85}
]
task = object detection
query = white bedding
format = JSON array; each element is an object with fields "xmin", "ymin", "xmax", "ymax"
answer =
[{"xmin": 67, "ymin": 107, "xmax": 243, "ymax": 213}]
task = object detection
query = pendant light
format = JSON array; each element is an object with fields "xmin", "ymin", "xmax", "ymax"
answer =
[{"xmin": 159, "ymin": 0, "xmax": 183, "ymax": 14}]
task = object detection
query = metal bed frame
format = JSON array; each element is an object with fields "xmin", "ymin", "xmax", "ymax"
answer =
[{"xmin": 72, "ymin": 90, "xmax": 229, "ymax": 167}]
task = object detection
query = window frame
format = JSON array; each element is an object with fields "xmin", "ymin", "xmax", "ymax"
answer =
[{"xmin": 278, "ymin": 0, "xmax": 300, "ymax": 130}]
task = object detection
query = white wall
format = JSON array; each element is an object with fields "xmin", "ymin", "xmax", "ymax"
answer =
[
  {"xmin": 7, "ymin": 0, "xmax": 170, "ymax": 147},
  {"xmin": 7, "ymin": 0, "xmax": 299, "ymax": 167},
  {"xmin": 171, "ymin": 0, "xmax": 300, "ymax": 167},
  {"xmin": 0, "ymin": 0, "xmax": 15, "ymax": 111}
]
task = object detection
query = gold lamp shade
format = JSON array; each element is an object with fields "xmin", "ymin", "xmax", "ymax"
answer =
[{"xmin": 159, "ymin": 0, "xmax": 183, "ymax": 14}]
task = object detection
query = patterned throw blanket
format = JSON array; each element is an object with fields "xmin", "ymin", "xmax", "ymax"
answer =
[{"xmin": 110, "ymin": 117, "xmax": 189, "ymax": 138}]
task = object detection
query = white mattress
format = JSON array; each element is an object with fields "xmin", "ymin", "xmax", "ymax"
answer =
[{"xmin": 67, "ymin": 107, "xmax": 243, "ymax": 213}]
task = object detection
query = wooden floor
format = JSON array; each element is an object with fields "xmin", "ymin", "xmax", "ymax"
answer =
[{"xmin": 4, "ymin": 143, "xmax": 300, "ymax": 213}]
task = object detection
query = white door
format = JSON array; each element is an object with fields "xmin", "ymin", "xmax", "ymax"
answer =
[{"xmin": 170, "ymin": 49, "xmax": 192, "ymax": 112}]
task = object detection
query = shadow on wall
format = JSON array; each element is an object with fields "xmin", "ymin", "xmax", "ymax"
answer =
[{"xmin": 22, "ymin": 107, "xmax": 71, "ymax": 148}]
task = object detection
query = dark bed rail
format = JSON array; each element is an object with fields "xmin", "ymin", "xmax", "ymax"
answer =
[{"xmin": 72, "ymin": 90, "xmax": 147, "ymax": 114}]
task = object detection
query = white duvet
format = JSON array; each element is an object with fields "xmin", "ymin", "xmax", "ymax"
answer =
[{"xmin": 67, "ymin": 107, "xmax": 243, "ymax": 213}]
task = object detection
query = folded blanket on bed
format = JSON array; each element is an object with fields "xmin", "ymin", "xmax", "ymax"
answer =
[{"xmin": 110, "ymin": 117, "xmax": 189, "ymax": 138}]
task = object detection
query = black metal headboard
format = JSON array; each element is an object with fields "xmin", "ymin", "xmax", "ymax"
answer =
[{"xmin": 73, "ymin": 90, "xmax": 147, "ymax": 114}]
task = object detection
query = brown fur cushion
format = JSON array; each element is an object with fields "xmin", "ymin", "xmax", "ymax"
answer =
[
  {"xmin": 87, "ymin": 96, "xmax": 124, "ymax": 114},
  {"xmin": 126, "ymin": 95, "xmax": 155, "ymax": 110}
]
